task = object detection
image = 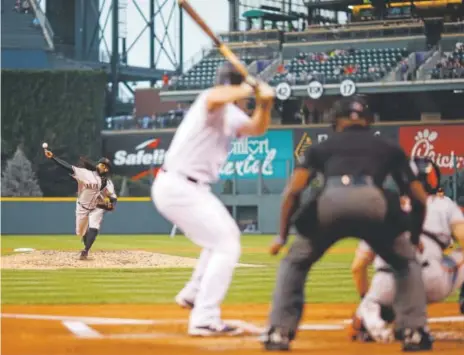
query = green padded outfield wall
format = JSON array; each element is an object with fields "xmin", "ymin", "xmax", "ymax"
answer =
[{"xmin": 1, "ymin": 70, "xmax": 106, "ymax": 196}]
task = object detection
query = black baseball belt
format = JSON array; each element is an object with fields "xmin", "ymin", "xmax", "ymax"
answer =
[
  {"xmin": 78, "ymin": 202, "xmax": 94, "ymax": 211},
  {"xmin": 325, "ymin": 175, "xmax": 375, "ymax": 187},
  {"xmin": 161, "ymin": 167, "xmax": 199, "ymax": 184}
]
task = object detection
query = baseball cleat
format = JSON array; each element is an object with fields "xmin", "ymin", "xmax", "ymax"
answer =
[
  {"xmin": 401, "ymin": 327, "xmax": 433, "ymax": 352},
  {"xmin": 188, "ymin": 323, "xmax": 243, "ymax": 337},
  {"xmin": 348, "ymin": 315, "xmax": 374, "ymax": 342},
  {"xmin": 79, "ymin": 250, "xmax": 88, "ymax": 260},
  {"xmin": 261, "ymin": 326, "xmax": 292, "ymax": 351},
  {"xmin": 175, "ymin": 294, "xmax": 194, "ymax": 309}
]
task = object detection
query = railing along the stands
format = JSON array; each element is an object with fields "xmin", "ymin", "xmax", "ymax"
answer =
[{"xmin": 29, "ymin": 0, "xmax": 54, "ymax": 50}]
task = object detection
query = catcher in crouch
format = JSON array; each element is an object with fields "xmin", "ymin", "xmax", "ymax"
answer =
[
  {"xmin": 44, "ymin": 148, "xmax": 117, "ymax": 260},
  {"xmin": 350, "ymin": 158, "xmax": 464, "ymax": 343}
]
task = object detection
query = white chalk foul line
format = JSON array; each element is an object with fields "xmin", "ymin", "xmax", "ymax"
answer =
[
  {"xmin": 62, "ymin": 321, "xmax": 102, "ymax": 339},
  {"xmin": 3, "ymin": 313, "xmax": 463, "ymax": 340},
  {"xmin": 339, "ymin": 315, "xmax": 464, "ymax": 325},
  {"xmin": 0, "ymin": 313, "xmax": 183, "ymax": 325}
]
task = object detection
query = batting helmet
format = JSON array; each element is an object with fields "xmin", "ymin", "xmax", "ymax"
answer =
[
  {"xmin": 215, "ymin": 62, "xmax": 244, "ymax": 86},
  {"xmin": 331, "ymin": 95, "xmax": 373, "ymax": 130},
  {"xmin": 409, "ymin": 157, "xmax": 441, "ymax": 194},
  {"xmin": 97, "ymin": 157, "xmax": 112, "ymax": 175}
]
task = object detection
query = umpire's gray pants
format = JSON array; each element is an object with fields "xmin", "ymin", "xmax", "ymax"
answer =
[{"xmin": 268, "ymin": 186, "xmax": 427, "ymax": 337}]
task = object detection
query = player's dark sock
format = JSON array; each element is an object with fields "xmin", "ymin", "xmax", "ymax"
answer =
[
  {"xmin": 82, "ymin": 230, "xmax": 89, "ymax": 245},
  {"xmin": 380, "ymin": 305, "xmax": 396, "ymax": 323},
  {"xmin": 84, "ymin": 228, "xmax": 99, "ymax": 252}
]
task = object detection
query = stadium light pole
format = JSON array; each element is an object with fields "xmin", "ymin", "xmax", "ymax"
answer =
[{"xmin": 111, "ymin": 0, "xmax": 119, "ymax": 116}]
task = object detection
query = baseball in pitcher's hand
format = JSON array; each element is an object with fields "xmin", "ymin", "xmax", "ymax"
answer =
[{"xmin": 44, "ymin": 149, "xmax": 54, "ymax": 159}]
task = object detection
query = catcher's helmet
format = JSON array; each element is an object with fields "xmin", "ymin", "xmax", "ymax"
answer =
[
  {"xmin": 215, "ymin": 62, "xmax": 244, "ymax": 86},
  {"xmin": 409, "ymin": 157, "xmax": 441, "ymax": 194},
  {"xmin": 331, "ymin": 95, "xmax": 373, "ymax": 130},
  {"xmin": 97, "ymin": 157, "xmax": 112, "ymax": 174}
]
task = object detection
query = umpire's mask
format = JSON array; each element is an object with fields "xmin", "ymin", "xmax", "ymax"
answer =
[{"xmin": 409, "ymin": 157, "xmax": 441, "ymax": 194}]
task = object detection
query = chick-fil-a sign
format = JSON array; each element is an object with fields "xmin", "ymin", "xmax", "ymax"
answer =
[{"xmin": 399, "ymin": 125, "xmax": 464, "ymax": 174}]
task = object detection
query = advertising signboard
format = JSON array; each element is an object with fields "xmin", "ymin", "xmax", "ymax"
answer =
[
  {"xmin": 102, "ymin": 132, "xmax": 173, "ymax": 180},
  {"xmin": 292, "ymin": 125, "xmax": 400, "ymax": 159},
  {"xmin": 220, "ymin": 130, "xmax": 294, "ymax": 180},
  {"xmin": 399, "ymin": 125, "xmax": 464, "ymax": 174}
]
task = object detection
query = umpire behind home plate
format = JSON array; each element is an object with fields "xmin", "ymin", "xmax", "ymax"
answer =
[{"xmin": 261, "ymin": 95, "xmax": 433, "ymax": 352}]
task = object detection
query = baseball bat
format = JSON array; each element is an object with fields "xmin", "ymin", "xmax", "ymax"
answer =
[{"xmin": 177, "ymin": 0, "xmax": 257, "ymax": 88}]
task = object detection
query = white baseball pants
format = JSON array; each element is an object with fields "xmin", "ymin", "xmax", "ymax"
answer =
[
  {"xmin": 151, "ymin": 170, "xmax": 241, "ymax": 328},
  {"xmin": 357, "ymin": 250, "xmax": 464, "ymax": 334},
  {"xmin": 75, "ymin": 203, "xmax": 105, "ymax": 236}
]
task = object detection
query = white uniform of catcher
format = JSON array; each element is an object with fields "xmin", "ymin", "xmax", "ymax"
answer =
[
  {"xmin": 355, "ymin": 194, "xmax": 464, "ymax": 341},
  {"xmin": 73, "ymin": 167, "xmax": 117, "ymax": 236},
  {"xmin": 151, "ymin": 75, "xmax": 273, "ymax": 335}
]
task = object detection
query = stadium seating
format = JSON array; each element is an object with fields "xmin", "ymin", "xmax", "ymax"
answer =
[
  {"xmin": 431, "ymin": 42, "xmax": 464, "ymax": 79},
  {"xmin": 270, "ymin": 47, "xmax": 409, "ymax": 85},
  {"xmin": 172, "ymin": 55, "xmax": 254, "ymax": 90}
]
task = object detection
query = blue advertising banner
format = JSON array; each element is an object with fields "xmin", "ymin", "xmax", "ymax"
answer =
[{"xmin": 220, "ymin": 130, "xmax": 294, "ymax": 180}]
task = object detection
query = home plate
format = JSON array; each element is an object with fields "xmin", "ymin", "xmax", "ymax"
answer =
[
  {"xmin": 299, "ymin": 324, "xmax": 345, "ymax": 331},
  {"xmin": 226, "ymin": 320, "xmax": 265, "ymax": 335}
]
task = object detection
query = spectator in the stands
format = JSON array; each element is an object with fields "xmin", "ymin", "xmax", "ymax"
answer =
[
  {"xmin": 162, "ymin": 73, "xmax": 169, "ymax": 87},
  {"xmin": 20, "ymin": 0, "xmax": 30, "ymax": 13},
  {"xmin": 142, "ymin": 115, "xmax": 151, "ymax": 129},
  {"xmin": 285, "ymin": 71, "xmax": 295, "ymax": 85}
]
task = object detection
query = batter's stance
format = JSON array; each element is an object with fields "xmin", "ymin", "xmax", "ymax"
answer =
[
  {"xmin": 44, "ymin": 149, "xmax": 117, "ymax": 259},
  {"xmin": 261, "ymin": 96, "xmax": 432, "ymax": 352},
  {"xmin": 351, "ymin": 162, "xmax": 464, "ymax": 343},
  {"xmin": 151, "ymin": 63, "xmax": 274, "ymax": 336}
]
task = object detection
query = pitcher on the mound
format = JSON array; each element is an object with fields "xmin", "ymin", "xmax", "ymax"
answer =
[
  {"xmin": 44, "ymin": 150, "xmax": 117, "ymax": 260},
  {"xmin": 350, "ymin": 160, "xmax": 464, "ymax": 343},
  {"xmin": 152, "ymin": 63, "xmax": 274, "ymax": 336}
]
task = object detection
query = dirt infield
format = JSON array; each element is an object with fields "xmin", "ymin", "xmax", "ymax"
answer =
[
  {"xmin": 1, "ymin": 250, "xmax": 262, "ymax": 269},
  {"xmin": 2, "ymin": 303, "xmax": 463, "ymax": 355}
]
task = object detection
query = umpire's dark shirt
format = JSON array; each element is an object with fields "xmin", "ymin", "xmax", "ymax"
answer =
[{"xmin": 299, "ymin": 125, "xmax": 417, "ymax": 191}]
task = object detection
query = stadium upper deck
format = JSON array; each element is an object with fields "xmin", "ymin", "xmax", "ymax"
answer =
[{"xmin": 167, "ymin": 14, "xmax": 464, "ymax": 92}]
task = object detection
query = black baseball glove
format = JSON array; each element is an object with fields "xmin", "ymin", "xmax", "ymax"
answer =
[{"xmin": 97, "ymin": 197, "xmax": 115, "ymax": 211}]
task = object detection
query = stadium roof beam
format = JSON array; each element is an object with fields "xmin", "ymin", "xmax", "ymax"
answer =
[
  {"xmin": 304, "ymin": 0, "xmax": 364, "ymax": 10},
  {"xmin": 51, "ymin": 0, "xmax": 182, "ymax": 114}
]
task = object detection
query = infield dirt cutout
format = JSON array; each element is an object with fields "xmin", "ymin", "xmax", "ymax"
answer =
[
  {"xmin": 1, "ymin": 250, "xmax": 262, "ymax": 269},
  {"xmin": 2, "ymin": 304, "xmax": 463, "ymax": 355}
]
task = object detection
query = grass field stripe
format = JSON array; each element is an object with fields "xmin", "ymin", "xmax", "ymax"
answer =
[{"xmin": 62, "ymin": 321, "xmax": 102, "ymax": 338}]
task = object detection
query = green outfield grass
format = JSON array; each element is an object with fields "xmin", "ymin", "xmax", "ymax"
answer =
[{"xmin": 1, "ymin": 235, "xmax": 460, "ymax": 305}]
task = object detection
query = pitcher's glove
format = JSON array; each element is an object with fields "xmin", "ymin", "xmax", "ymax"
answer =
[{"xmin": 97, "ymin": 198, "xmax": 115, "ymax": 211}]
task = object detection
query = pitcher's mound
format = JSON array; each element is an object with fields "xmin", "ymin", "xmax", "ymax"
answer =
[{"xmin": 1, "ymin": 250, "xmax": 263, "ymax": 270}]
